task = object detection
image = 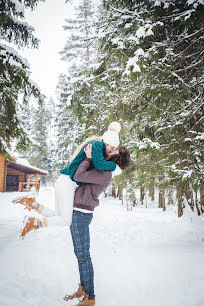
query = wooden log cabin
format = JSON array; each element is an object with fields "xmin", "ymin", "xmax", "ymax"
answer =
[{"xmin": 0, "ymin": 154, "xmax": 48, "ymax": 192}]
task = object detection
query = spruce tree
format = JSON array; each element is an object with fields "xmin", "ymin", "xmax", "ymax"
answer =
[
  {"xmin": 65, "ymin": 0, "xmax": 204, "ymax": 215},
  {"xmin": 102, "ymin": 0, "xmax": 204, "ymax": 214},
  {"xmin": 0, "ymin": 0, "xmax": 44, "ymax": 154},
  {"xmin": 55, "ymin": 74, "xmax": 84, "ymax": 173},
  {"xmin": 60, "ymin": 0, "xmax": 96, "ymax": 70},
  {"xmin": 26, "ymin": 100, "xmax": 49, "ymax": 183},
  {"xmin": 56, "ymin": 0, "xmax": 99, "ymax": 171}
]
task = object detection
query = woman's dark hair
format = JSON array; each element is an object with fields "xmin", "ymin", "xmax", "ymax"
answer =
[{"xmin": 108, "ymin": 147, "xmax": 130, "ymax": 170}]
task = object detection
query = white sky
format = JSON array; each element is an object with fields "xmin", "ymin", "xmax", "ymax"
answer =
[{"xmin": 19, "ymin": 0, "xmax": 75, "ymax": 101}]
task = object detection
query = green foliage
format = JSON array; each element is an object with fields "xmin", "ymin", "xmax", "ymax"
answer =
[
  {"xmin": 55, "ymin": 74, "xmax": 85, "ymax": 173},
  {"xmin": 25, "ymin": 101, "xmax": 49, "ymax": 184},
  {"xmin": 0, "ymin": 0, "xmax": 44, "ymax": 155},
  {"xmin": 63, "ymin": 0, "xmax": 204, "ymax": 202}
]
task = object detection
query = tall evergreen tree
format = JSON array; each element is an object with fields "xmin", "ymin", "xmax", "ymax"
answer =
[
  {"xmin": 60, "ymin": 0, "xmax": 96, "ymax": 70},
  {"xmin": 55, "ymin": 74, "xmax": 84, "ymax": 173},
  {"xmin": 0, "ymin": 0, "xmax": 44, "ymax": 154},
  {"xmin": 65, "ymin": 0, "xmax": 204, "ymax": 215},
  {"xmin": 46, "ymin": 96, "xmax": 56, "ymax": 151},
  {"xmin": 55, "ymin": 0, "xmax": 99, "ymax": 171},
  {"xmin": 26, "ymin": 100, "xmax": 49, "ymax": 183}
]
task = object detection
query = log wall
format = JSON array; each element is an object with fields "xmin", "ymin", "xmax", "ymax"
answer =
[
  {"xmin": 0, "ymin": 155, "xmax": 6, "ymax": 192},
  {"xmin": 6, "ymin": 168, "xmax": 25, "ymax": 192},
  {"xmin": 1, "ymin": 154, "xmax": 43, "ymax": 193}
]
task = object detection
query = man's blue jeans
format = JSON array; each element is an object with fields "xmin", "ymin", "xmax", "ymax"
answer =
[{"xmin": 70, "ymin": 210, "xmax": 94, "ymax": 298}]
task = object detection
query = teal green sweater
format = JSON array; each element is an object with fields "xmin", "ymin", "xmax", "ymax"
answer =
[{"xmin": 60, "ymin": 140, "xmax": 116, "ymax": 186}]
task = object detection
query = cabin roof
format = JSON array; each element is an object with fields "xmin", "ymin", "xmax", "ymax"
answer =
[{"xmin": 7, "ymin": 160, "xmax": 48, "ymax": 175}]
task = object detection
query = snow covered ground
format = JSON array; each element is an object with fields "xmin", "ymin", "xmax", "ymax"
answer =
[{"xmin": 0, "ymin": 187, "xmax": 204, "ymax": 306}]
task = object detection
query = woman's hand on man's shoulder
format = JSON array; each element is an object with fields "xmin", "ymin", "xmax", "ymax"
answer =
[{"xmin": 84, "ymin": 144, "xmax": 92, "ymax": 159}]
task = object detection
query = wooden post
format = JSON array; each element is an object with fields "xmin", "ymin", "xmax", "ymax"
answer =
[
  {"xmin": 19, "ymin": 182, "xmax": 22, "ymax": 192},
  {"xmin": 0, "ymin": 155, "xmax": 6, "ymax": 192},
  {"xmin": 3, "ymin": 158, "xmax": 7, "ymax": 192}
]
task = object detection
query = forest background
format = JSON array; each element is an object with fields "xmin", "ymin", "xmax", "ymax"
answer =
[{"xmin": 0, "ymin": 0, "xmax": 204, "ymax": 217}]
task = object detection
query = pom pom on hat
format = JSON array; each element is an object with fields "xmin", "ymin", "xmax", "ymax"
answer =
[
  {"xmin": 108, "ymin": 121, "xmax": 121, "ymax": 133},
  {"xmin": 101, "ymin": 121, "xmax": 121, "ymax": 148}
]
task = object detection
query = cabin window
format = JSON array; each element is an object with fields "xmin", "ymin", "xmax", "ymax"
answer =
[{"xmin": 6, "ymin": 175, "xmax": 19, "ymax": 187}]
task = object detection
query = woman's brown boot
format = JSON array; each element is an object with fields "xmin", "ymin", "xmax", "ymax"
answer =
[
  {"xmin": 12, "ymin": 196, "xmax": 36, "ymax": 211},
  {"xmin": 20, "ymin": 217, "xmax": 40, "ymax": 238},
  {"xmin": 63, "ymin": 284, "xmax": 86, "ymax": 301}
]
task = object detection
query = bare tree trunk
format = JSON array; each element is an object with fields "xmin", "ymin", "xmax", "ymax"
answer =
[
  {"xmin": 150, "ymin": 187, "xmax": 155, "ymax": 201},
  {"xmin": 158, "ymin": 175, "xmax": 165, "ymax": 209},
  {"xmin": 140, "ymin": 187, "xmax": 144, "ymax": 204},
  {"xmin": 158, "ymin": 192, "xmax": 163, "ymax": 208},
  {"xmin": 158, "ymin": 191, "xmax": 166, "ymax": 210},
  {"xmin": 145, "ymin": 193, "xmax": 148, "ymax": 208},
  {"xmin": 185, "ymin": 188, "xmax": 194, "ymax": 211},
  {"xmin": 117, "ymin": 186, "xmax": 123, "ymax": 200},
  {"xmin": 195, "ymin": 191, "xmax": 201, "ymax": 216},
  {"xmin": 84, "ymin": 0, "xmax": 90, "ymax": 62},
  {"xmin": 162, "ymin": 191, "xmax": 166, "ymax": 211},
  {"xmin": 177, "ymin": 189, "xmax": 183, "ymax": 217},
  {"xmin": 126, "ymin": 198, "xmax": 133, "ymax": 211},
  {"xmin": 112, "ymin": 186, "xmax": 117, "ymax": 198},
  {"xmin": 200, "ymin": 189, "xmax": 204, "ymax": 214}
]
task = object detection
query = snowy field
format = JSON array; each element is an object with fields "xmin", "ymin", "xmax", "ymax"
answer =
[{"xmin": 0, "ymin": 187, "xmax": 204, "ymax": 306}]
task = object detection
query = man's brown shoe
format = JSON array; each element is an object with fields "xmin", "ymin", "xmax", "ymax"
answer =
[
  {"xmin": 20, "ymin": 217, "xmax": 39, "ymax": 238},
  {"xmin": 77, "ymin": 294, "xmax": 95, "ymax": 305},
  {"xmin": 63, "ymin": 284, "xmax": 86, "ymax": 301}
]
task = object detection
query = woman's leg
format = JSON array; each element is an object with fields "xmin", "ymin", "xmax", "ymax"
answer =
[
  {"xmin": 55, "ymin": 174, "xmax": 77, "ymax": 225},
  {"xmin": 12, "ymin": 196, "xmax": 56, "ymax": 217},
  {"xmin": 70, "ymin": 211, "xmax": 95, "ymax": 300},
  {"xmin": 35, "ymin": 205, "xmax": 56, "ymax": 217}
]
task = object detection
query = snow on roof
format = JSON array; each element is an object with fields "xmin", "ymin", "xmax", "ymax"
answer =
[
  {"xmin": 15, "ymin": 158, "xmax": 48, "ymax": 174},
  {"xmin": 16, "ymin": 158, "xmax": 30, "ymax": 167}
]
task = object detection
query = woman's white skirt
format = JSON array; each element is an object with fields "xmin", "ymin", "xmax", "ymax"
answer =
[{"xmin": 54, "ymin": 174, "xmax": 78, "ymax": 225}]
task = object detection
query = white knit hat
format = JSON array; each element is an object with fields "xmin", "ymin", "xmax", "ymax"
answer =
[{"xmin": 101, "ymin": 121, "xmax": 121, "ymax": 148}]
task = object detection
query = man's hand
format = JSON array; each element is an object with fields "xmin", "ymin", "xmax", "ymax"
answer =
[{"xmin": 84, "ymin": 144, "xmax": 92, "ymax": 159}]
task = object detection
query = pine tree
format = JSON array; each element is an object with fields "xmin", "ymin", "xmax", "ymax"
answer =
[
  {"xmin": 58, "ymin": 0, "xmax": 102, "ymax": 131},
  {"xmin": 101, "ymin": 0, "xmax": 204, "ymax": 214},
  {"xmin": 55, "ymin": 74, "xmax": 84, "ymax": 173},
  {"xmin": 65, "ymin": 0, "xmax": 204, "ymax": 215},
  {"xmin": 26, "ymin": 101, "xmax": 49, "ymax": 184},
  {"xmin": 60, "ymin": 0, "xmax": 96, "ymax": 70},
  {"xmin": 46, "ymin": 97, "xmax": 56, "ymax": 151},
  {"xmin": 0, "ymin": 0, "xmax": 44, "ymax": 154},
  {"xmin": 55, "ymin": 0, "xmax": 100, "ymax": 172}
]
